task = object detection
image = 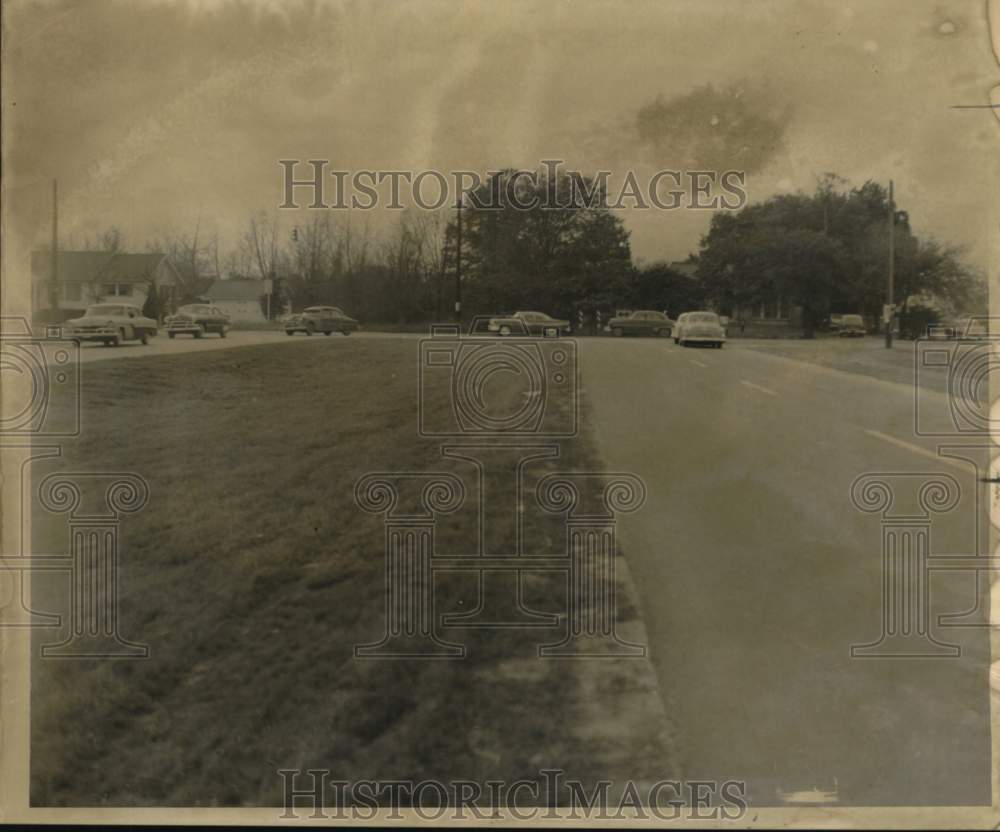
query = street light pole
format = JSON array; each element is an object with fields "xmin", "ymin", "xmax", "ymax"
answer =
[
  {"xmin": 50, "ymin": 179, "xmax": 59, "ymax": 314},
  {"xmin": 454, "ymin": 197, "xmax": 462, "ymax": 325},
  {"xmin": 885, "ymin": 179, "xmax": 894, "ymax": 349}
]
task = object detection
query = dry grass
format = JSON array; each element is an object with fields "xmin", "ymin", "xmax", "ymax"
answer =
[{"xmin": 30, "ymin": 338, "xmax": 676, "ymax": 806}]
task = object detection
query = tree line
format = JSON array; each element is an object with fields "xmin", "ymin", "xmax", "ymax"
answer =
[
  {"xmin": 696, "ymin": 174, "xmax": 984, "ymax": 336},
  {"xmin": 90, "ymin": 170, "xmax": 982, "ymax": 332}
]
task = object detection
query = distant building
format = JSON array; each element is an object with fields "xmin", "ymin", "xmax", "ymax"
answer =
[
  {"xmin": 203, "ymin": 279, "xmax": 267, "ymax": 322},
  {"xmin": 31, "ymin": 250, "xmax": 180, "ymax": 321}
]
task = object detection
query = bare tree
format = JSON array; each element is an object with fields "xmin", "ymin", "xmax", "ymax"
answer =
[
  {"xmin": 337, "ymin": 215, "xmax": 372, "ymax": 312},
  {"xmin": 156, "ymin": 216, "xmax": 219, "ymax": 303},
  {"xmin": 240, "ymin": 211, "xmax": 283, "ymax": 281},
  {"xmin": 290, "ymin": 214, "xmax": 337, "ymax": 283},
  {"xmin": 411, "ymin": 210, "xmax": 453, "ymax": 320},
  {"xmin": 76, "ymin": 225, "xmax": 124, "ymax": 252}
]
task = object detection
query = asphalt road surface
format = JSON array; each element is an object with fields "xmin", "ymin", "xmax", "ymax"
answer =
[{"xmin": 580, "ymin": 338, "xmax": 991, "ymax": 807}]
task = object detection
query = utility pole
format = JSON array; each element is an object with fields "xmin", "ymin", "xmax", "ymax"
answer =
[
  {"xmin": 454, "ymin": 197, "xmax": 462, "ymax": 325},
  {"xmin": 885, "ymin": 179, "xmax": 894, "ymax": 349},
  {"xmin": 50, "ymin": 179, "xmax": 59, "ymax": 313}
]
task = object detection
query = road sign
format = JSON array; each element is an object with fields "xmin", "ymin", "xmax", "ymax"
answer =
[{"xmin": 883, "ymin": 304, "xmax": 894, "ymax": 324}]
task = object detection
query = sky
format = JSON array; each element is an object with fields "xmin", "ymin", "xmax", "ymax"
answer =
[{"xmin": 3, "ymin": 0, "xmax": 999, "ymax": 274}]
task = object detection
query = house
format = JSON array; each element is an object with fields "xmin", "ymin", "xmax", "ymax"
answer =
[
  {"xmin": 203, "ymin": 279, "xmax": 268, "ymax": 323},
  {"xmin": 32, "ymin": 250, "xmax": 180, "ymax": 322}
]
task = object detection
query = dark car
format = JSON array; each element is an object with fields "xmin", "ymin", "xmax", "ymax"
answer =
[
  {"xmin": 488, "ymin": 310, "xmax": 571, "ymax": 337},
  {"xmin": 608, "ymin": 310, "xmax": 673, "ymax": 338},
  {"xmin": 285, "ymin": 306, "xmax": 359, "ymax": 336},
  {"xmin": 165, "ymin": 304, "xmax": 231, "ymax": 338}
]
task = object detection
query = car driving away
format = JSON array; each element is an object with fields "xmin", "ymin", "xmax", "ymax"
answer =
[
  {"xmin": 165, "ymin": 304, "xmax": 231, "ymax": 339},
  {"xmin": 488, "ymin": 310, "xmax": 570, "ymax": 337},
  {"xmin": 285, "ymin": 306, "xmax": 359, "ymax": 336},
  {"xmin": 64, "ymin": 303, "xmax": 158, "ymax": 346},
  {"xmin": 608, "ymin": 309, "xmax": 673, "ymax": 337},
  {"xmin": 674, "ymin": 311, "xmax": 726, "ymax": 348},
  {"xmin": 837, "ymin": 313, "xmax": 866, "ymax": 337}
]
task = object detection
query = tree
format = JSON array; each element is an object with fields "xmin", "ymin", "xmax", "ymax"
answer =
[
  {"xmin": 82, "ymin": 226, "xmax": 124, "ymax": 253},
  {"xmin": 629, "ymin": 262, "xmax": 706, "ymax": 316},
  {"xmin": 155, "ymin": 217, "xmax": 218, "ymax": 305},
  {"xmin": 459, "ymin": 169, "xmax": 633, "ymax": 319},
  {"xmin": 240, "ymin": 211, "xmax": 283, "ymax": 282},
  {"xmin": 696, "ymin": 177, "xmax": 981, "ymax": 335},
  {"xmin": 142, "ymin": 280, "xmax": 163, "ymax": 322}
]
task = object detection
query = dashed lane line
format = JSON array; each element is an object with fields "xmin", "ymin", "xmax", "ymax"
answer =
[
  {"xmin": 863, "ymin": 429, "xmax": 974, "ymax": 474},
  {"xmin": 739, "ymin": 380, "xmax": 778, "ymax": 397}
]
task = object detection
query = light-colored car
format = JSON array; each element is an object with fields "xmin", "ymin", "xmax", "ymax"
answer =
[
  {"xmin": 674, "ymin": 311, "xmax": 726, "ymax": 348},
  {"xmin": 64, "ymin": 304, "xmax": 158, "ymax": 346},
  {"xmin": 607, "ymin": 310, "xmax": 673, "ymax": 337},
  {"xmin": 285, "ymin": 306, "xmax": 359, "ymax": 336},
  {"xmin": 837, "ymin": 313, "xmax": 866, "ymax": 337},
  {"xmin": 165, "ymin": 304, "xmax": 231, "ymax": 338},
  {"xmin": 488, "ymin": 311, "xmax": 570, "ymax": 337}
]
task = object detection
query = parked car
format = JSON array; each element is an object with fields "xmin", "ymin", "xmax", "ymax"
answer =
[
  {"xmin": 829, "ymin": 313, "xmax": 844, "ymax": 332},
  {"xmin": 837, "ymin": 314, "xmax": 866, "ymax": 337},
  {"xmin": 674, "ymin": 311, "xmax": 726, "ymax": 348},
  {"xmin": 64, "ymin": 304, "xmax": 158, "ymax": 346},
  {"xmin": 285, "ymin": 306, "xmax": 359, "ymax": 336},
  {"xmin": 608, "ymin": 310, "xmax": 674, "ymax": 337},
  {"xmin": 488, "ymin": 311, "xmax": 570, "ymax": 337},
  {"xmin": 165, "ymin": 304, "xmax": 231, "ymax": 339}
]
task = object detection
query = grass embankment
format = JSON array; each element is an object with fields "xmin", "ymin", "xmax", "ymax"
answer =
[{"xmin": 31, "ymin": 338, "xmax": 676, "ymax": 806}]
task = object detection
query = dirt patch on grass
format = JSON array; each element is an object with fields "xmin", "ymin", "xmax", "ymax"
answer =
[{"xmin": 30, "ymin": 338, "xmax": 677, "ymax": 806}]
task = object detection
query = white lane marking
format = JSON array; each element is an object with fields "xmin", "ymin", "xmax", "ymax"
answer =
[
  {"xmin": 688, "ymin": 359, "xmax": 708, "ymax": 368},
  {"xmin": 739, "ymin": 380, "xmax": 778, "ymax": 396},
  {"xmin": 863, "ymin": 429, "xmax": 973, "ymax": 473},
  {"xmin": 731, "ymin": 342, "xmax": 953, "ymax": 402}
]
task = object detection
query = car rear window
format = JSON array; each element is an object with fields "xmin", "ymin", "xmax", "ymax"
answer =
[{"xmin": 689, "ymin": 313, "xmax": 719, "ymax": 323}]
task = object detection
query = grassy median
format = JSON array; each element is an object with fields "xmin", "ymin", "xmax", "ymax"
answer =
[{"xmin": 30, "ymin": 337, "xmax": 677, "ymax": 806}]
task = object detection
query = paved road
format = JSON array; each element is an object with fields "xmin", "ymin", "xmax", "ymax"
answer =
[{"xmin": 580, "ymin": 338, "xmax": 991, "ymax": 807}]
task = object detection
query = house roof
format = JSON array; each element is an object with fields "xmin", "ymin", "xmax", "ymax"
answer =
[
  {"xmin": 31, "ymin": 250, "xmax": 175, "ymax": 283},
  {"xmin": 103, "ymin": 253, "xmax": 172, "ymax": 280},
  {"xmin": 204, "ymin": 279, "xmax": 266, "ymax": 301}
]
